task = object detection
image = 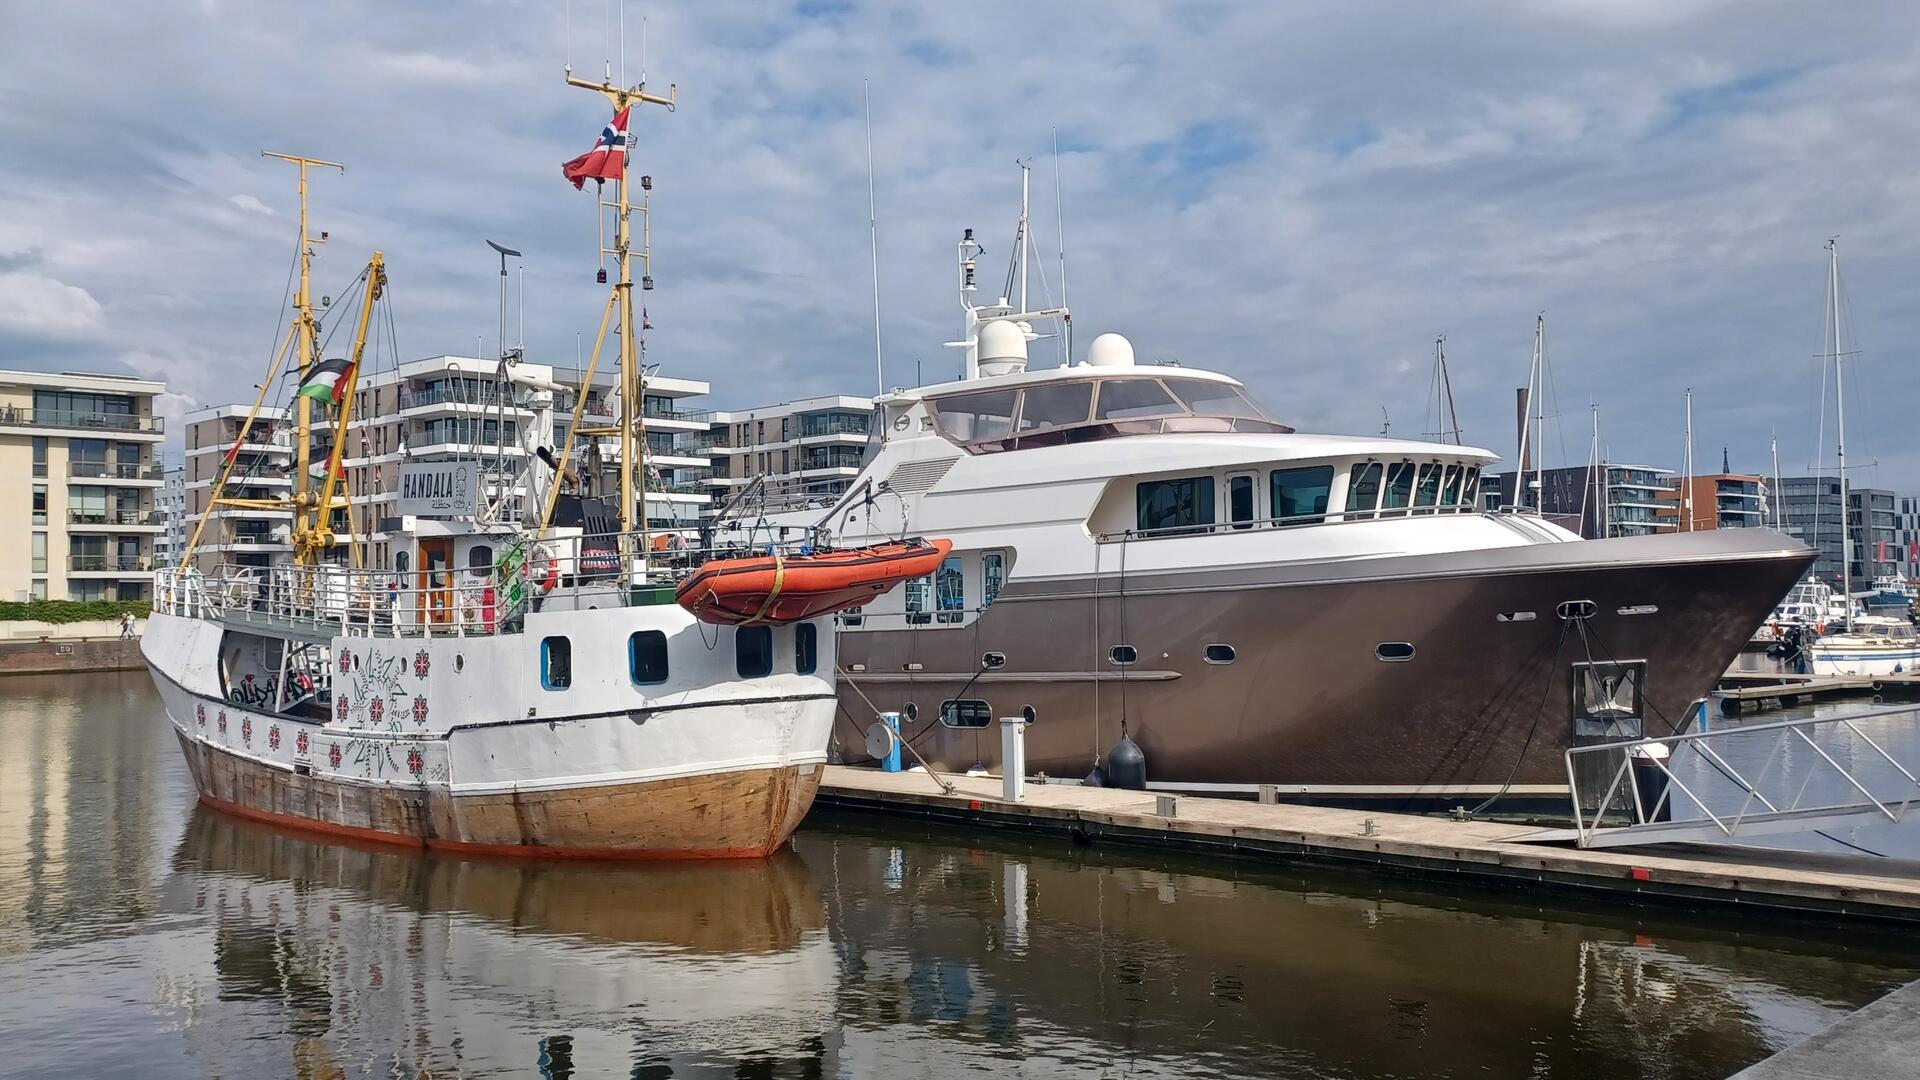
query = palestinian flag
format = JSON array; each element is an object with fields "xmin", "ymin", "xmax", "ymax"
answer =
[{"xmin": 296, "ymin": 358, "xmax": 354, "ymax": 405}]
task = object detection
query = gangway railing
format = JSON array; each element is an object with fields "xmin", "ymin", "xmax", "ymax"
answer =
[{"xmin": 1562, "ymin": 702, "xmax": 1920, "ymax": 849}]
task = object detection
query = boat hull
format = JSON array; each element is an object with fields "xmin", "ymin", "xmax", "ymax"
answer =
[
  {"xmin": 142, "ymin": 605, "xmax": 837, "ymax": 860},
  {"xmin": 176, "ymin": 729, "xmax": 822, "ymax": 859},
  {"xmin": 837, "ymin": 531, "xmax": 1813, "ymax": 796},
  {"xmin": 1808, "ymin": 645, "xmax": 1920, "ymax": 678}
]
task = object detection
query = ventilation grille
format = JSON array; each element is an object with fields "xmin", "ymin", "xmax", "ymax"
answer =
[{"xmin": 884, "ymin": 458, "xmax": 957, "ymax": 495}]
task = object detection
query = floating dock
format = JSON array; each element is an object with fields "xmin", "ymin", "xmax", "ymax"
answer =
[
  {"xmin": 1715, "ymin": 671, "xmax": 1920, "ymax": 712},
  {"xmin": 817, "ymin": 765, "xmax": 1920, "ymax": 926}
]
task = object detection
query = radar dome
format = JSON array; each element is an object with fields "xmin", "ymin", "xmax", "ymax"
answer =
[
  {"xmin": 1085, "ymin": 332, "xmax": 1136, "ymax": 368},
  {"xmin": 976, "ymin": 319, "xmax": 1029, "ymax": 377}
]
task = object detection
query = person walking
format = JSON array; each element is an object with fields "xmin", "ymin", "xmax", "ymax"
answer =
[{"xmin": 120, "ymin": 611, "xmax": 136, "ymax": 639}]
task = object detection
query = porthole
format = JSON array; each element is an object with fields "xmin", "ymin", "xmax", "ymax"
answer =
[
  {"xmin": 1204, "ymin": 644, "xmax": 1236, "ymax": 665},
  {"xmin": 940, "ymin": 699, "xmax": 993, "ymax": 729},
  {"xmin": 1496, "ymin": 611, "xmax": 1537, "ymax": 623},
  {"xmin": 1109, "ymin": 645, "xmax": 1138, "ymax": 666},
  {"xmin": 1376, "ymin": 642, "xmax": 1416, "ymax": 662},
  {"xmin": 982, "ymin": 651, "xmax": 1007, "ymax": 669},
  {"xmin": 454, "ymin": 654, "xmax": 464, "ymax": 673},
  {"xmin": 1616, "ymin": 604, "xmax": 1658, "ymax": 617}
]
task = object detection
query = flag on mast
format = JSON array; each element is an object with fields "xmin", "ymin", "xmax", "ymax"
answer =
[
  {"xmin": 563, "ymin": 106, "xmax": 632, "ymax": 189},
  {"xmin": 295, "ymin": 358, "xmax": 354, "ymax": 405}
]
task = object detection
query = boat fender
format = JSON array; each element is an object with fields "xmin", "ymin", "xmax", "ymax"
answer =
[
  {"xmin": 1108, "ymin": 722, "xmax": 1148, "ymax": 791},
  {"xmin": 1083, "ymin": 764, "xmax": 1108, "ymax": 788}
]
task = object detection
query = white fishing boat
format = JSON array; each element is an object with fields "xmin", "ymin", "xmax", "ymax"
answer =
[{"xmin": 144, "ymin": 74, "xmax": 934, "ymax": 858}]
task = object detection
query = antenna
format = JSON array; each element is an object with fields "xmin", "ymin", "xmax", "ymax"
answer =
[{"xmin": 863, "ymin": 79, "xmax": 884, "ymax": 397}]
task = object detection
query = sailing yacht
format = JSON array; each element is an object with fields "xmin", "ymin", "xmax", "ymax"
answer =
[{"xmin": 796, "ymin": 197, "xmax": 1815, "ymax": 800}]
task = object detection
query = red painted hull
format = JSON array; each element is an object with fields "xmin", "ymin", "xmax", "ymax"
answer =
[{"xmin": 677, "ymin": 538, "xmax": 952, "ymax": 626}]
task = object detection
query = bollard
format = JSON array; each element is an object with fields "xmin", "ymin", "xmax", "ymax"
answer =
[
  {"xmin": 1257, "ymin": 784, "xmax": 1278, "ymax": 805},
  {"xmin": 999, "ymin": 715, "xmax": 1028, "ymax": 803},
  {"xmin": 1156, "ymin": 795, "xmax": 1177, "ymax": 817}
]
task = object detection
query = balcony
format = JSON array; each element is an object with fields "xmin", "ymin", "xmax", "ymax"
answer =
[
  {"xmin": 68, "ymin": 461, "xmax": 165, "ymax": 482},
  {"xmin": 0, "ymin": 407, "xmax": 164, "ymax": 434},
  {"xmin": 399, "ymin": 386, "xmax": 526, "ymax": 412},
  {"xmin": 68, "ymin": 508, "xmax": 162, "ymax": 527},
  {"xmin": 796, "ymin": 417, "xmax": 872, "ymax": 438},
  {"xmin": 68, "ymin": 554, "xmax": 154, "ymax": 574}
]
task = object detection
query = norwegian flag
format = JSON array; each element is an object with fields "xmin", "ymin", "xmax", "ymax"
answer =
[{"xmin": 563, "ymin": 106, "xmax": 632, "ymax": 189}]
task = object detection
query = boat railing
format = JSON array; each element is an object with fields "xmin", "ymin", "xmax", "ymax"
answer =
[
  {"xmin": 152, "ymin": 530, "xmax": 826, "ymax": 638},
  {"xmin": 1561, "ymin": 701, "xmax": 1920, "ymax": 849}
]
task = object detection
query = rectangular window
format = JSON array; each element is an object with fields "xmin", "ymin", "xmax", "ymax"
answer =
[
  {"xmin": 31, "ymin": 533, "xmax": 46, "ymax": 574},
  {"xmin": 541, "ymin": 636, "xmax": 572, "ymax": 690},
  {"xmin": 1272, "ymin": 466, "xmax": 1334, "ymax": 525},
  {"xmin": 1440, "ymin": 465, "xmax": 1463, "ymax": 507},
  {"xmin": 1413, "ymin": 464, "xmax": 1443, "ymax": 508},
  {"xmin": 982, "ymin": 552, "xmax": 1006, "ymax": 608},
  {"xmin": 1382, "ymin": 462, "xmax": 1416, "ymax": 511},
  {"xmin": 29, "ymin": 580, "xmax": 46, "ymax": 601},
  {"xmin": 940, "ymin": 699, "xmax": 993, "ymax": 728},
  {"xmin": 1461, "ymin": 467, "xmax": 1482, "ymax": 509},
  {"xmin": 629, "ymin": 630, "xmax": 668, "ymax": 684},
  {"xmin": 736, "ymin": 626, "xmax": 773, "ymax": 678},
  {"xmin": 795, "ymin": 623, "xmax": 817, "ymax": 675},
  {"xmin": 31, "ymin": 436, "xmax": 46, "ymax": 478},
  {"xmin": 1228, "ymin": 474, "xmax": 1256, "ymax": 529},
  {"xmin": 905, "ymin": 575, "xmax": 932, "ymax": 625},
  {"xmin": 1135, "ymin": 476, "xmax": 1216, "ymax": 534},
  {"xmin": 31, "ymin": 483, "xmax": 47, "ymax": 526},
  {"xmin": 1345, "ymin": 463, "xmax": 1382, "ymax": 518},
  {"xmin": 935, "ymin": 555, "xmax": 965, "ymax": 624}
]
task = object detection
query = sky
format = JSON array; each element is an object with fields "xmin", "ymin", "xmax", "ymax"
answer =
[{"xmin": 2, "ymin": 0, "xmax": 1918, "ymax": 485}]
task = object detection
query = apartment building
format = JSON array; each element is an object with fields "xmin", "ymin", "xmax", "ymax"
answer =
[
  {"xmin": 1777, "ymin": 475, "xmax": 1899, "ymax": 583},
  {"xmin": 705, "ymin": 394, "xmax": 875, "ymax": 511},
  {"xmin": 154, "ymin": 465, "xmax": 186, "ymax": 567},
  {"xmin": 1658, "ymin": 472, "xmax": 1766, "ymax": 531},
  {"xmin": 184, "ymin": 356, "xmax": 713, "ymax": 571},
  {"xmin": 1482, "ymin": 463, "xmax": 1678, "ymax": 538},
  {"xmin": 0, "ymin": 369, "xmax": 166, "ymax": 601}
]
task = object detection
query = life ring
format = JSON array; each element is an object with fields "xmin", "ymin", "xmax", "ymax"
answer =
[{"xmin": 538, "ymin": 559, "xmax": 559, "ymax": 593}]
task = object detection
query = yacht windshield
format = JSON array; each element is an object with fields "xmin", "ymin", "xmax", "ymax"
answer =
[{"xmin": 929, "ymin": 374, "xmax": 1292, "ymax": 452}]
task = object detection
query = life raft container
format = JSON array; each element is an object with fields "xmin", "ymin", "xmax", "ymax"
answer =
[{"xmin": 675, "ymin": 538, "xmax": 953, "ymax": 626}]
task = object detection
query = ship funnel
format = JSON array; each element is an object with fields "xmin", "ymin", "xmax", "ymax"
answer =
[
  {"xmin": 976, "ymin": 319, "xmax": 1029, "ymax": 377},
  {"xmin": 1085, "ymin": 332, "xmax": 1136, "ymax": 368}
]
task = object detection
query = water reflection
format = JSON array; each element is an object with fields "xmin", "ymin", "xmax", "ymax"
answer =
[{"xmin": 2, "ymin": 675, "xmax": 1918, "ymax": 1078}]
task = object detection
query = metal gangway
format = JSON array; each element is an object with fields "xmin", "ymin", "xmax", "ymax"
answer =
[{"xmin": 1559, "ymin": 701, "xmax": 1920, "ymax": 850}]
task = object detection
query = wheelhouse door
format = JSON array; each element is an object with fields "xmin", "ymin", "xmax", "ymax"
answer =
[{"xmin": 419, "ymin": 537, "xmax": 454, "ymax": 626}]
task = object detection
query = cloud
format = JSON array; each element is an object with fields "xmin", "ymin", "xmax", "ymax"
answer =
[
  {"xmin": 0, "ymin": 271, "xmax": 106, "ymax": 338},
  {"xmin": 0, "ymin": 0, "xmax": 1916, "ymax": 488}
]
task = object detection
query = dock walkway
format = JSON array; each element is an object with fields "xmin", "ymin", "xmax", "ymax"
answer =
[
  {"xmin": 1730, "ymin": 977, "xmax": 1920, "ymax": 1078},
  {"xmin": 818, "ymin": 765, "xmax": 1920, "ymax": 926}
]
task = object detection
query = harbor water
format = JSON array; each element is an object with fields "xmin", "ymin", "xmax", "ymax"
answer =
[{"xmin": 5, "ymin": 673, "xmax": 1920, "ymax": 1078}]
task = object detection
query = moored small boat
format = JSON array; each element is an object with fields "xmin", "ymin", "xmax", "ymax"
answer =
[{"xmin": 676, "ymin": 538, "xmax": 952, "ymax": 625}]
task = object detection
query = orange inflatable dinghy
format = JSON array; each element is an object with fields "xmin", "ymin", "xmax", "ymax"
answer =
[{"xmin": 675, "ymin": 537, "xmax": 953, "ymax": 626}]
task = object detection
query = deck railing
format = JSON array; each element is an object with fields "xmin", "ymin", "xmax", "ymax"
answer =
[{"xmin": 154, "ymin": 530, "xmax": 823, "ymax": 639}]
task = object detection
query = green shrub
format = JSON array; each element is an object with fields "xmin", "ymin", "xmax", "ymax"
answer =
[{"xmin": 0, "ymin": 599, "xmax": 154, "ymax": 624}]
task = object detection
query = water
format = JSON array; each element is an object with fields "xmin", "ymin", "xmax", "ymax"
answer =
[{"xmin": 4, "ymin": 673, "xmax": 1919, "ymax": 1079}]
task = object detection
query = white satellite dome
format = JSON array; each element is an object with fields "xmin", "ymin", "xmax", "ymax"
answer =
[
  {"xmin": 976, "ymin": 319, "xmax": 1029, "ymax": 377},
  {"xmin": 1085, "ymin": 332, "xmax": 1136, "ymax": 368}
]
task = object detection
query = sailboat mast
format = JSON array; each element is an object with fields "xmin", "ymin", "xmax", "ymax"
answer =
[
  {"xmin": 564, "ymin": 70, "xmax": 675, "ymax": 561},
  {"xmin": 1771, "ymin": 433, "xmax": 1783, "ymax": 529},
  {"xmin": 1682, "ymin": 387, "xmax": 1694, "ymax": 532},
  {"xmin": 1830, "ymin": 237, "xmax": 1850, "ymax": 613},
  {"xmin": 1437, "ymin": 336, "xmax": 1461, "ymax": 444}
]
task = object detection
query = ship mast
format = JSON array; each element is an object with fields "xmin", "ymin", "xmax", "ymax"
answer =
[
  {"xmin": 1829, "ymin": 237, "xmax": 1850, "ymax": 621},
  {"xmin": 265, "ymin": 152, "xmax": 341, "ymax": 563},
  {"xmin": 563, "ymin": 69, "xmax": 675, "ymax": 567}
]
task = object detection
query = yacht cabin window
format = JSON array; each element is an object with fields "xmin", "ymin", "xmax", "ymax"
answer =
[
  {"xmin": 1137, "ymin": 476, "xmax": 1216, "ymax": 534},
  {"xmin": 1095, "ymin": 379, "xmax": 1183, "ymax": 421},
  {"xmin": 1017, "ymin": 381, "xmax": 1094, "ymax": 431},
  {"xmin": 1228, "ymin": 474, "xmax": 1257, "ymax": 528},
  {"xmin": 1165, "ymin": 378, "xmax": 1266, "ymax": 420},
  {"xmin": 934, "ymin": 389, "xmax": 1018, "ymax": 442},
  {"xmin": 935, "ymin": 556, "xmax": 965, "ymax": 624},
  {"xmin": 1383, "ymin": 462, "xmax": 1416, "ymax": 510},
  {"xmin": 1271, "ymin": 466, "xmax": 1333, "ymax": 525},
  {"xmin": 981, "ymin": 552, "xmax": 1006, "ymax": 607},
  {"xmin": 1414, "ymin": 464, "xmax": 1443, "ymax": 509},
  {"xmin": 1346, "ymin": 463, "xmax": 1383, "ymax": 519}
]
